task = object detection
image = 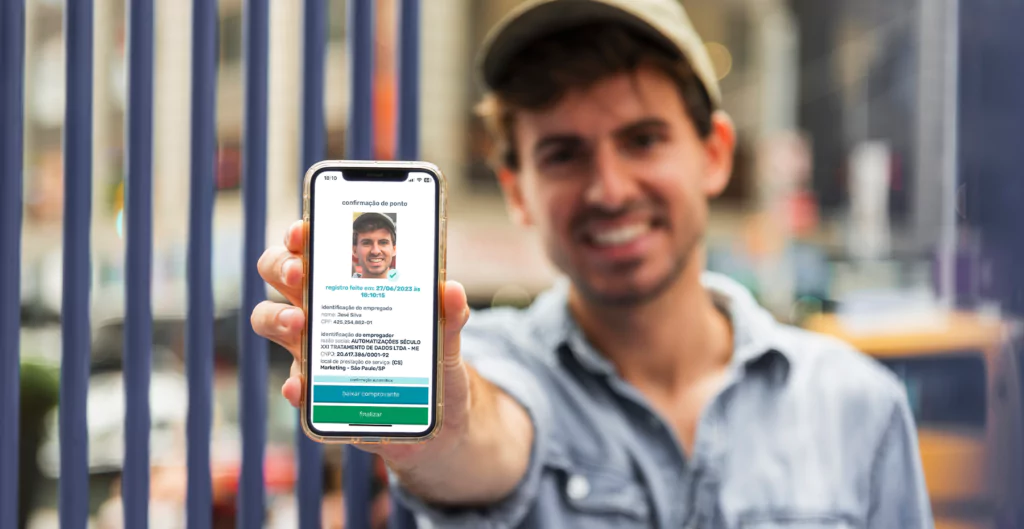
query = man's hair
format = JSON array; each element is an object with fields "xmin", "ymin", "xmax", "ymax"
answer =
[
  {"xmin": 352, "ymin": 216, "xmax": 396, "ymax": 246},
  {"xmin": 475, "ymin": 22, "xmax": 715, "ymax": 171}
]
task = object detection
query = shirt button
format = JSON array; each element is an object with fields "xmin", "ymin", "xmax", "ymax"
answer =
[{"xmin": 566, "ymin": 474, "xmax": 590, "ymax": 500}]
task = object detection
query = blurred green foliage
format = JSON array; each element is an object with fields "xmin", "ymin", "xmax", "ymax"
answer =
[{"xmin": 18, "ymin": 359, "xmax": 59, "ymax": 529}]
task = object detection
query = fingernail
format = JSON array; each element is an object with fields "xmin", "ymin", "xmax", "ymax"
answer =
[
  {"xmin": 281, "ymin": 258, "xmax": 297, "ymax": 286},
  {"xmin": 279, "ymin": 307, "xmax": 300, "ymax": 330}
]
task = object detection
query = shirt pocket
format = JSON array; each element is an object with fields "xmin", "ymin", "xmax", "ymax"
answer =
[
  {"xmin": 738, "ymin": 511, "xmax": 861, "ymax": 529},
  {"xmin": 547, "ymin": 460, "xmax": 652, "ymax": 528}
]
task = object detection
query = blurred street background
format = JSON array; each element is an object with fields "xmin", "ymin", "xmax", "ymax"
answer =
[{"xmin": 13, "ymin": 0, "xmax": 1024, "ymax": 527}]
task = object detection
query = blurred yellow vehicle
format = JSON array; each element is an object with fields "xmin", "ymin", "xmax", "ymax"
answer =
[{"xmin": 804, "ymin": 311, "xmax": 1024, "ymax": 529}]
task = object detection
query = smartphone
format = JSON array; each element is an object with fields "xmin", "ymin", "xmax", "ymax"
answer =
[{"xmin": 300, "ymin": 160, "xmax": 447, "ymax": 444}]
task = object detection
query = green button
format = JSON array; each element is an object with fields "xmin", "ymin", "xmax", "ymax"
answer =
[{"xmin": 313, "ymin": 405, "xmax": 428, "ymax": 425}]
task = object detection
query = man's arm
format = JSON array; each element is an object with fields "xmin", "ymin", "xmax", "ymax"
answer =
[
  {"xmin": 384, "ymin": 364, "xmax": 535, "ymax": 507},
  {"xmin": 251, "ymin": 220, "xmax": 538, "ymax": 511},
  {"xmin": 386, "ymin": 328, "xmax": 556, "ymax": 528},
  {"xmin": 867, "ymin": 393, "xmax": 934, "ymax": 528}
]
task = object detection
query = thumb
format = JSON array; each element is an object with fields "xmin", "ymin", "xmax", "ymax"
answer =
[{"xmin": 441, "ymin": 280, "xmax": 470, "ymax": 370}]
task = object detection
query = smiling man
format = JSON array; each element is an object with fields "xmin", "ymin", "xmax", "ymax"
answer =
[
  {"xmin": 251, "ymin": 0, "xmax": 933, "ymax": 527},
  {"xmin": 351, "ymin": 212, "xmax": 396, "ymax": 279}
]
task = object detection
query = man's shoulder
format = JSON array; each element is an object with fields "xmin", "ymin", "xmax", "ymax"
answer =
[
  {"xmin": 708, "ymin": 270, "xmax": 903, "ymax": 408},
  {"xmin": 773, "ymin": 323, "xmax": 907, "ymax": 414},
  {"xmin": 460, "ymin": 302, "xmax": 556, "ymax": 363},
  {"xmin": 763, "ymin": 324, "xmax": 917, "ymax": 467}
]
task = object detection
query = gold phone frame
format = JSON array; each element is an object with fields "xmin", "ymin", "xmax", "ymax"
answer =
[{"xmin": 299, "ymin": 160, "xmax": 448, "ymax": 445}]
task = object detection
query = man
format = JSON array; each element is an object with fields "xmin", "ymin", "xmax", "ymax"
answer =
[
  {"xmin": 252, "ymin": 0, "xmax": 933, "ymax": 527},
  {"xmin": 351, "ymin": 212, "xmax": 396, "ymax": 279}
]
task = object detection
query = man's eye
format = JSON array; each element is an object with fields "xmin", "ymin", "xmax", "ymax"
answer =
[
  {"xmin": 543, "ymin": 148, "xmax": 577, "ymax": 165},
  {"xmin": 628, "ymin": 132, "xmax": 662, "ymax": 150}
]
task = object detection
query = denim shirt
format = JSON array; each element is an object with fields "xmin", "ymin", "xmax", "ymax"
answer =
[{"xmin": 392, "ymin": 272, "xmax": 933, "ymax": 529}]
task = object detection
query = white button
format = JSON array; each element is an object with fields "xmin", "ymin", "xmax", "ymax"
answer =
[{"xmin": 566, "ymin": 474, "xmax": 590, "ymax": 500}]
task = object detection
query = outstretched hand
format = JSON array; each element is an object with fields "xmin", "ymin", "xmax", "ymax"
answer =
[{"xmin": 250, "ymin": 220, "xmax": 473, "ymax": 461}]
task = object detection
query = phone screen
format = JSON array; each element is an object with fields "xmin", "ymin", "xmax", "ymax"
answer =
[{"xmin": 305, "ymin": 166, "xmax": 442, "ymax": 438}]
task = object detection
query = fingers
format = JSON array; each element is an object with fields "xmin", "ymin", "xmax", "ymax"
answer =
[
  {"xmin": 279, "ymin": 362, "xmax": 304, "ymax": 409},
  {"xmin": 257, "ymin": 245, "xmax": 304, "ymax": 306},
  {"xmin": 266, "ymin": 220, "xmax": 308, "ymax": 410},
  {"xmin": 284, "ymin": 220, "xmax": 305, "ymax": 254},
  {"xmin": 251, "ymin": 300, "xmax": 305, "ymax": 362},
  {"xmin": 281, "ymin": 374, "xmax": 302, "ymax": 408}
]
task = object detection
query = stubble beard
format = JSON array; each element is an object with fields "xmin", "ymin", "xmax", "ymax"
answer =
[{"xmin": 567, "ymin": 236, "xmax": 698, "ymax": 308}]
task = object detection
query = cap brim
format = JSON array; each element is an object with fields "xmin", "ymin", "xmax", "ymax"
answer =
[
  {"xmin": 478, "ymin": 0, "xmax": 684, "ymax": 90},
  {"xmin": 354, "ymin": 212, "xmax": 396, "ymax": 231}
]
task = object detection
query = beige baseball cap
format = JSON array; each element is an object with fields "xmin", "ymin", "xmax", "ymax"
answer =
[{"xmin": 477, "ymin": 0, "xmax": 721, "ymax": 107}]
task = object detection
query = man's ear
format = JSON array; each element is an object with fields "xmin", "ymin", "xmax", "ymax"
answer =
[
  {"xmin": 703, "ymin": 111, "xmax": 737, "ymax": 198},
  {"xmin": 496, "ymin": 166, "xmax": 533, "ymax": 226}
]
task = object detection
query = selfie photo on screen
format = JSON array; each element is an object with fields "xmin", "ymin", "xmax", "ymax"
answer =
[{"xmin": 351, "ymin": 212, "xmax": 398, "ymax": 280}]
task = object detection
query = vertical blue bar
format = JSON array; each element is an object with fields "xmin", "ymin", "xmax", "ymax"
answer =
[
  {"xmin": 0, "ymin": 0, "xmax": 26, "ymax": 527},
  {"xmin": 122, "ymin": 0, "xmax": 155, "ymax": 526},
  {"xmin": 61, "ymin": 0, "xmax": 93, "ymax": 527},
  {"xmin": 239, "ymin": 0, "xmax": 270, "ymax": 526},
  {"xmin": 186, "ymin": 0, "xmax": 218, "ymax": 526},
  {"xmin": 298, "ymin": 0, "xmax": 326, "ymax": 527},
  {"xmin": 344, "ymin": 1, "xmax": 375, "ymax": 528},
  {"xmin": 389, "ymin": 2, "xmax": 420, "ymax": 528},
  {"xmin": 346, "ymin": 0, "xmax": 375, "ymax": 160},
  {"xmin": 395, "ymin": 0, "xmax": 419, "ymax": 162},
  {"xmin": 300, "ymin": 0, "xmax": 327, "ymax": 211}
]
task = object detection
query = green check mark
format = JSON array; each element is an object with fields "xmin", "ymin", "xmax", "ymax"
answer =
[{"xmin": 388, "ymin": 269, "xmax": 399, "ymax": 281}]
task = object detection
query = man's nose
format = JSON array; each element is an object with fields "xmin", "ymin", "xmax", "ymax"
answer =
[{"xmin": 583, "ymin": 142, "xmax": 640, "ymax": 209}]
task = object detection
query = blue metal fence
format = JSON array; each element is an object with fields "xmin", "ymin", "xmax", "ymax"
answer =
[
  {"xmin": 186, "ymin": 0, "xmax": 218, "ymax": 526},
  {"xmin": 298, "ymin": 0, "xmax": 328, "ymax": 526},
  {"xmin": 123, "ymin": 0, "xmax": 156, "ymax": 526},
  {"xmin": 240, "ymin": 0, "xmax": 271, "ymax": 525},
  {"xmin": 60, "ymin": 0, "xmax": 95, "ymax": 526},
  {"xmin": 0, "ymin": 1, "xmax": 27, "ymax": 528},
  {"xmin": 0, "ymin": 0, "xmax": 420, "ymax": 527}
]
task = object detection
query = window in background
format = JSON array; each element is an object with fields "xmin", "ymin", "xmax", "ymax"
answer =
[{"xmin": 879, "ymin": 352, "xmax": 987, "ymax": 431}]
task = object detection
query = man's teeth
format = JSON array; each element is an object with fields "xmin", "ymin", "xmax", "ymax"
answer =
[
  {"xmin": 590, "ymin": 223, "xmax": 650, "ymax": 246},
  {"xmin": 369, "ymin": 257, "xmax": 383, "ymax": 263}
]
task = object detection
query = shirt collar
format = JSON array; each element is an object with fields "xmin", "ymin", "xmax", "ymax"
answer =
[{"xmin": 527, "ymin": 271, "xmax": 793, "ymax": 378}]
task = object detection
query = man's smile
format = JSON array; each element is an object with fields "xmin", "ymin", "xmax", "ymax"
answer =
[{"xmin": 587, "ymin": 222, "xmax": 651, "ymax": 247}]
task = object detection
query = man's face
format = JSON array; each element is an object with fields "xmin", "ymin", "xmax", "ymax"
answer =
[
  {"xmin": 353, "ymin": 228, "xmax": 395, "ymax": 278},
  {"xmin": 500, "ymin": 66, "xmax": 735, "ymax": 306}
]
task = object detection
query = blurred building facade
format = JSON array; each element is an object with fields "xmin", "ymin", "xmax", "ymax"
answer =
[{"xmin": 16, "ymin": 0, "xmax": 1019, "ymax": 331}]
